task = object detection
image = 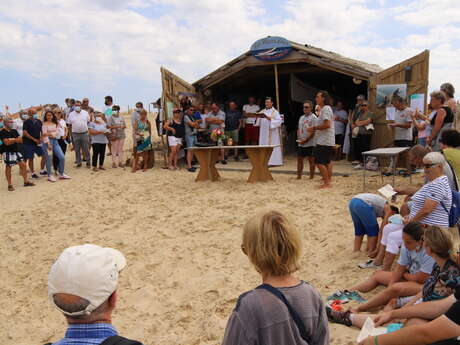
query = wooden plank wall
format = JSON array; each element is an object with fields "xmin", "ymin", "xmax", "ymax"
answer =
[{"xmin": 369, "ymin": 50, "xmax": 430, "ymax": 148}]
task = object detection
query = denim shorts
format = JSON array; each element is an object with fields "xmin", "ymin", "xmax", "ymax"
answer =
[
  {"xmin": 349, "ymin": 198, "xmax": 379, "ymax": 237},
  {"xmin": 185, "ymin": 135, "xmax": 197, "ymax": 148}
]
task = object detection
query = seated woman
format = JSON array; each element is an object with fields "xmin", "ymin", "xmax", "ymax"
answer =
[
  {"xmin": 329, "ymin": 222, "xmax": 434, "ymax": 311},
  {"xmin": 349, "ymin": 193, "xmax": 398, "ymax": 256},
  {"xmin": 328, "ymin": 226, "xmax": 459, "ymax": 329},
  {"xmin": 221, "ymin": 211, "xmax": 329, "ymax": 345}
]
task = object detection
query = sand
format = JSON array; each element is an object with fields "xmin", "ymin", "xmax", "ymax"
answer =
[{"xmin": 0, "ymin": 121, "xmax": 420, "ymax": 344}]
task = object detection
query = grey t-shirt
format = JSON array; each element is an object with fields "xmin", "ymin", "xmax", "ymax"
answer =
[
  {"xmin": 88, "ymin": 122, "xmax": 109, "ymax": 144},
  {"xmin": 315, "ymin": 105, "xmax": 335, "ymax": 146},
  {"xmin": 394, "ymin": 107, "xmax": 413, "ymax": 141},
  {"xmin": 355, "ymin": 193, "xmax": 386, "ymax": 217},
  {"xmin": 207, "ymin": 110, "xmax": 226, "ymax": 131},
  {"xmin": 222, "ymin": 281, "xmax": 329, "ymax": 345},
  {"xmin": 184, "ymin": 114, "xmax": 197, "ymax": 137},
  {"xmin": 298, "ymin": 114, "xmax": 317, "ymax": 148}
]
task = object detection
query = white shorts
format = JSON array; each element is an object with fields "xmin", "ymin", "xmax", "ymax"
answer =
[
  {"xmin": 386, "ymin": 230, "xmax": 403, "ymax": 254},
  {"xmin": 168, "ymin": 136, "xmax": 183, "ymax": 147},
  {"xmin": 381, "ymin": 223, "xmax": 404, "ymax": 246},
  {"xmin": 396, "ymin": 296, "xmax": 422, "ymax": 308}
]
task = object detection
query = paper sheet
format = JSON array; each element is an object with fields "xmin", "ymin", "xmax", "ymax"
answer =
[
  {"xmin": 410, "ymin": 94, "xmax": 425, "ymax": 113},
  {"xmin": 386, "ymin": 107, "xmax": 396, "ymax": 121},
  {"xmin": 357, "ymin": 317, "xmax": 387, "ymax": 343},
  {"xmin": 378, "ymin": 184, "xmax": 397, "ymax": 199}
]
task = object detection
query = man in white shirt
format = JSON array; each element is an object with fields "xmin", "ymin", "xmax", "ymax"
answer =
[
  {"xmin": 388, "ymin": 95, "xmax": 414, "ymax": 147},
  {"xmin": 243, "ymin": 96, "xmax": 261, "ymax": 145},
  {"xmin": 67, "ymin": 100, "xmax": 90, "ymax": 168},
  {"xmin": 388, "ymin": 95, "xmax": 414, "ymax": 171}
]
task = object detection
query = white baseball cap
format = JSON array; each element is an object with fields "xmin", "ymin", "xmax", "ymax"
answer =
[
  {"xmin": 423, "ymin": 152, "xmax": 446, "ymax": 166},
  {"xmin": 48, "ymin": 244, "xmax": 126, "ymax": 316},
  {"xmin": 388, "ymin": 214, "xmax": 403, "ymax": 225}
]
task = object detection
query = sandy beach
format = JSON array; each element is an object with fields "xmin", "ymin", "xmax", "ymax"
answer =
[{"xmin": 0, "ymin": 129, "xmax": 420, "ymax": 344}]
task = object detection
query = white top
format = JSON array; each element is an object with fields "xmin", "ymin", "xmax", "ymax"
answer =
[
  {"xmin": 333, "ymin": 109, "xmax": 348, "ymax": 135},
  {"xmin": 56, "ymin": 119, "xmax": 67, "ymax": 139},
  {"xmin": 243, "ymin": 104, "xmax": 261, "ymax": 125},
  {"xmin": 394, "ymin": 107, "xmax": 413, "ymax": 141},
  {"xmin": 298, "ymin": 113, "xmax": 317, "ymax": 148},
  {"xmin": 67, "ymin": 110, "xmax": 90, "ymax": 133},
  {"xmin": 409, "ymin": 175, "xmax": 451, "ymax": 227},
  {"xmin": 315, "ymin": 105, "xmax": 335, "ymax": 146},
  {"xmin": 12, "ymin": 118, "xmax": 23, "ymax": 137},
  {"xmin": 418, "ymin": 111, "xmax": 436, "ymax": 139}
]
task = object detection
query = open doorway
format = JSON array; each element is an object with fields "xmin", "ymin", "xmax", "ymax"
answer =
[{"xmin": 201, "ymin": 62, "xmax": 368, "ymax": 154}]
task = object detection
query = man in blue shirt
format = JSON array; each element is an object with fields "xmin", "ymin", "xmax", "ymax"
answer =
[
  {"xmin": 47, "ymin": 244, "xmax": 142, "ymax": 345},
  {"xmin": 225, "ymin": 101, "xmax": 243, "ymax": 161}
]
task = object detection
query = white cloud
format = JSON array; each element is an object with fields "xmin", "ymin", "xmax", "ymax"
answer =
[{"xmin": 0, "ymin": 0, "xmax": 459, "ymax": 101}]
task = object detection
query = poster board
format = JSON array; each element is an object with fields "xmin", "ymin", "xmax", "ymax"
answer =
[
  {"xmin": 410, "ymin": 93, "xmax": 425, "ymax": 112},
  {"xmin": 376, "ymin": 84, "xmax": 407, "ymax": 109}
]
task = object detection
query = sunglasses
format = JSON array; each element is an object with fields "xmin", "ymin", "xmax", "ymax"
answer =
[
  {"xmin": 303, "ymin": 106, "xmax": 311, "ymax": 109},
  {"xmin": 424, "ymin": 163, "xmax": 437, "ymax": 169},
  {"xmin": 360, "ymin": 104, "xmax": 368, "ymax": 107}
]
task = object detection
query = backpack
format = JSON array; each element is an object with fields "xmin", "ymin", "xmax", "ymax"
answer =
[
  {"xmin": 441, "ymin": 190, "xmax": 460, "ymax": 227},
  {"xmin": 44, "ymin": 335, "xmax": 142, "ymax": 345}
]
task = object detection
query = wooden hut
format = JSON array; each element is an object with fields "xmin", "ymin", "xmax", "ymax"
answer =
[{"xmin": 161, "ymin": 36, "xmax": 429, "ymax": 149}]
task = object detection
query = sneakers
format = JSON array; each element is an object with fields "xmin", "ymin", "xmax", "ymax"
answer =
[
  {"xmin": 353, "ymin": 164, "xmax": 363, "ymax": 170},
  {"xmin": 327, "ymin": 290, "xmax": 366, "ymax": 303},
  {"xmin": 187, "ymin": 167, "xmax": 197, "ymax": 172},
  {"xmin": 39, "ymin": 169, "xmax": 48, "ymax": 176},
  {"xmin": 220, "ymin": 160, "xmax": 228, "ymax": 165},
  {"xmin": 48, "ymin": 176, "xmax": 57, "ymax": 182},
  {"xmin": 31, "ymin": 173, "xmax": 40, "ymax": 179},
  {"xmin": 326, "ymin": 306, "xmax": 352, "ymax": 327},
  {"xmin": 358, "ymin": 260, "xmax": 382, "ymax": 269},
  {"xmin": 59, "ymin": 174, "xmax": 71, "ymax": 180}
]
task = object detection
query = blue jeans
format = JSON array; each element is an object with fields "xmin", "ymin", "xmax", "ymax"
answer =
[
  {"xmin": 349, "ymin": 198, "xmax": 379, "ymax": 237},
  {"xmin": 42, "ymin": 139, "xmax": 65, "ymax": 175},
  {"xmin": 418, "ymin": 137, "xmax": 427, "ymax": 147}
]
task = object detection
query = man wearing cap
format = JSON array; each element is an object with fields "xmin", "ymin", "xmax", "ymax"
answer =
[{"xmin": 47, "ymin": 244, "xmax": 142, "ymax": 345}]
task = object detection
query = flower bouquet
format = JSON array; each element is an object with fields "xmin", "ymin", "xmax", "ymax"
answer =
[{"xmin": 210, "ymin": 128, "xmax": 226, "ymax": 146}]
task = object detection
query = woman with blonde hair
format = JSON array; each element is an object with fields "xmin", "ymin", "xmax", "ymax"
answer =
[{"xmin": 222, "ymin": 211, "xmax": 329, "ymax": 345}]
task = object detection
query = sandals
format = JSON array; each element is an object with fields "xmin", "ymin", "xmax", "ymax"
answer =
[
  {"xmin": 8, "ymin": 185, "xmax": 15, "ymax": 191},
  {"xmin": 24, "ymin": 182, "xmax": 35, "ymax": 187}
]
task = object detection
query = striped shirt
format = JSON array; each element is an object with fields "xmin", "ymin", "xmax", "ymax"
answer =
[
  {"xmin": 53, "ymin": 323, "xmax": 118, "ymax": 345},
  {"xmin": 410, "ymin": 175, "xmax": 452, "ymax": 227}
]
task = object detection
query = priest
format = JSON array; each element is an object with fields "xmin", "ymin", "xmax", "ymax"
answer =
[{"xmin": 256, "ymin": 97, "xmax": 283, "ymax": 166}]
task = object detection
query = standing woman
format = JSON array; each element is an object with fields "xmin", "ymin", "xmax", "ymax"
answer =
[
  {"xmin": 441, "ymin": 83, "xmax": 457, "ymax": 115},
  {"xmin": 222, "ymin": 211, "xmax": 329, "ymax": 345},
  {"xmin": 42, "ymin": 111, "xmax": 69, "ymax": 181},
  {"xmin": 164, "ymin": 109, "xmax": 185, "ymax": 170},
  {"xmin": 88, "ymin": 113, "xmax": 109, "ymax": 172},
  {"xmin": 132, "ymin": 109, "xmax": 152, "ymax": 172},
  {"xmin": 427, "ymin": 91, "xmax": 454, "ymax": 151},
  {"xmin": 107, "ymin": 105, "xmax": 126, "ymax": 168},
  {"xmin": 352, "ymin": 101, "xmax": 374, "ymax": 167},
  {"xmin": 52, "ymin": 109, "xmax": 69, "ymax": 175}
]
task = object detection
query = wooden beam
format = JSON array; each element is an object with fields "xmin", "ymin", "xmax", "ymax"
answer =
[{"xmin": 274, "ymin": 64, "xmax": 280, "ymax": 112}]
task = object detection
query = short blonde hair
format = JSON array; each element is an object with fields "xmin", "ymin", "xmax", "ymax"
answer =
[{"xmin": 242, "ymin": 211, "xmax": 301, "ymax": 276}]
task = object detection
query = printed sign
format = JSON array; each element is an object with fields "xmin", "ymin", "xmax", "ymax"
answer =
[{"xmin": 250, "ymin": 36, "xmax": 293, "ymax": 61}]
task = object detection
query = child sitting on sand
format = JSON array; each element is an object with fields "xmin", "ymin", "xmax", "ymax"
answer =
[
  {"xmin": 329, "ymin": 222, "xmax": 434, "ymax": 312},
  {"xmin": 221, "ymin": 210, "xmax": 329, "ymax": 345},
  {"xmin": 328, "ymin": 226, "xmax": 460, "ymax": 330}
]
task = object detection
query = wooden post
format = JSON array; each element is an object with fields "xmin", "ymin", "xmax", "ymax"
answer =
[{"xmin": 274, "ymin": 64, "xmax": 280, "ymax": 112}]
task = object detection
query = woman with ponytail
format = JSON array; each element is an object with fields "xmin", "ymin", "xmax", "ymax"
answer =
[{"xmin": 221, "ymin": 211, "xmax": 329, "ymax": 345}]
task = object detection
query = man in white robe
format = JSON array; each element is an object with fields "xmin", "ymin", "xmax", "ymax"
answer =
[{"xmin": 256, "ymin": 97, "xmax": 283, "ymax": 166}]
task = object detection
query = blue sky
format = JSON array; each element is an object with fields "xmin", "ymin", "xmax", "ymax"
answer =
[{"xmin": 0, "ymin": 0, "xmax": 459, "ymax": 112}]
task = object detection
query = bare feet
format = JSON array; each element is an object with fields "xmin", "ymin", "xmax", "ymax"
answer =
[
  {"xmin": 296, "ymin": 174, "xmax": 302, "ymax": 180},
  {"xmin": 383, "ymin": 298, "xmax": 398, "ymax": 312},
  {"xmin": 93, "ymin": 167, "xmax": 98, "ymax": 172},
  {"xmin": 318, "ymin": 184, "xmax": 332, "ymax": 189}
]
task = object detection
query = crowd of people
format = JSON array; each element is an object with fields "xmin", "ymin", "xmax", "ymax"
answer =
[{"xmin": 0, "ymin": 96, "xmax": 157, "ymax": 190}]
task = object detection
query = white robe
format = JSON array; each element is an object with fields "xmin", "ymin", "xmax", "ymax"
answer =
[{"xmin": 256, "ymin": 107, "xmax": 283, "ymax": 166}]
